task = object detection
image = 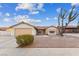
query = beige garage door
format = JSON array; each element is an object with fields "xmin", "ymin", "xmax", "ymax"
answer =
[{"xmin": 15, "ymin": 28, "xmax": 32, "ymax": 36}]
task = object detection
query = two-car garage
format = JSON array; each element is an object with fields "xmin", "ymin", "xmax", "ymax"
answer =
[
  {"xmin": 15, "ymin": 28, "xmax": 33, "ymax": 36},
  {"xmin": 7, "ymin": 22, "xmax": 36, "ymax": 36}
]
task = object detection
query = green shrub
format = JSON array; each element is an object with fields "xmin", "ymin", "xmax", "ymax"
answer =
[{"xmin": 16, "ymin": 35, "xmax": 34, "ymax": 46}]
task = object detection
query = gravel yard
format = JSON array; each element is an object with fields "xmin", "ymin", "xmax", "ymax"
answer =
[{"xmin": 24, "ymin": 35, "xmax": 79, "ymax": 48}]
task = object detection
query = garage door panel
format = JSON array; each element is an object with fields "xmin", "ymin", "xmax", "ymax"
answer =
[{"xmin": 15, "ymin": 28, "xmax": 32, "ymax": 36}]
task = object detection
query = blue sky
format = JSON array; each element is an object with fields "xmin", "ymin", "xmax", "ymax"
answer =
[{"xmin": 0, "ymin": 3, "xmax": 79, "ymax": 27}]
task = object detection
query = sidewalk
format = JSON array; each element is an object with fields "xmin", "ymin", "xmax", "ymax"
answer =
[{"xmin": 0, "ymin": 48, "xmax": 79, "ymax": 56}]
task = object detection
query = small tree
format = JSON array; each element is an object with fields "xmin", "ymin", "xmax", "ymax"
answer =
[{"xmin": 58, "ymin": 6, "xmax": 79, "ymax": 36}]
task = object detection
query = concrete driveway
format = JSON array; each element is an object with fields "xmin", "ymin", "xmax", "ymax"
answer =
[{"xmin": 0, "ymin": 36, "xmax": 17, "ymax": 48}]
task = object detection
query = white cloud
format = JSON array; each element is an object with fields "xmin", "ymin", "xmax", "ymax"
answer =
[
  {"xmin": 37, "ymin": 3, "xmax": 45, "ymax": 11},
  {"xmin": 71, "ymin": 3, "xmax": 76, "ymax": 6},
  {"xmin": 14, "ymin": 15, "xmax": 30, "ymax": 24},
  {"xmin": 16, "ymin": 3, "xmax": 33, "ymax": 11},
  {"xmin": 14, "ymin": 15, "xmax": 41, "ymax": 24},
  {"xmin": 56, "ymin": 8, "xmax": 61, "ymax": 13},
  {"xmin": 5, "ymin": 13, "xmax": 10, "ymax": 16},
  {"xmin": 14, "ymin": 15, "xmax": 29, "ymax": 22},
  {"xmin": 37, "ymin": 4, "xmax": 43, "ymax": 9},
  {"xmin": 46, "ymin": 17, "xmax": 58, "ymax": 21},
  {"xmin": 15, "ymin": 3, "xmax": 44, "ymax": 14},
  {"xmin": 29, "ymin": 11, "xmax": 39, "ymax": 14},
  {"xmin": 71, "ymin": 3, "xmax": 79, "ymax": 7},
  {"xmin": 28, "ymin": 19, "xmax": 41, "ymax": 23}
]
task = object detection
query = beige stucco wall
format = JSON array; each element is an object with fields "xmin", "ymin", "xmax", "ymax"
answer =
[
  {"xmin": 13, "ymin": 23, "xmax": 36, "ymax": 35},
  {"xmin": 15, "ymin": 28, "xmax": 33, "ymax": 36},
  {"xmin": 46, "ymin": 27, "xmax": 58, "ymax": 35}
]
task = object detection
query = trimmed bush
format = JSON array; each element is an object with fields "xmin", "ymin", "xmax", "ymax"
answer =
[{"xmin": 16, "ymin": 35, "xmax": 34, "ymax": 46}]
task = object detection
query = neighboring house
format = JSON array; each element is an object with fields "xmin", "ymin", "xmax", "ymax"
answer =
[
  {"xmin": 64, "ymin": 26, "xmax": 79, "ymax": 33},
  {"xmin": 0, "ymin": 27, "xmax": 8, "ymax": 31},
  {"xmin": 46, "ymin": 26, "xmax": 58, "ymax": 35},
  {"xmin": 35, "ymin": 26, "xmax": 58, "ymax": 35}
]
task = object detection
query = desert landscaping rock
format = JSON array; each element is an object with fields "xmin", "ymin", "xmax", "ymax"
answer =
[{"xmin": 24, "ymin": 35, "xmax": 79, "ymax": 48}]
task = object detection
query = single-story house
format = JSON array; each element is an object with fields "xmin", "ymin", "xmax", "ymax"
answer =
[
  {"xmin": 35, "ymin": 26, "xmax": 58, "ymax": 35},
  {"xmin": 64, "ymin": 26, "xmax": 79, "ymax": 33},
  {"xmin": 7, "ymin": 22, "xmax": 37, "ymax": 36},
  {"xmin": 46, "ymin": 26, "xmax": 58, "ymax": 35}
]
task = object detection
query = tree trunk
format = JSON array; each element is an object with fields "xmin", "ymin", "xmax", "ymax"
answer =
[
  {"xmin": 57, "ymin": 16, "xmax": 61, "ymax": 35},
  {"xmin": 60, "ymin": 18, "xmax": 64, "ymax": 36},
  {"xmin": 63, "ymin": 21, "xmax": 70, "ymax": 33}
]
